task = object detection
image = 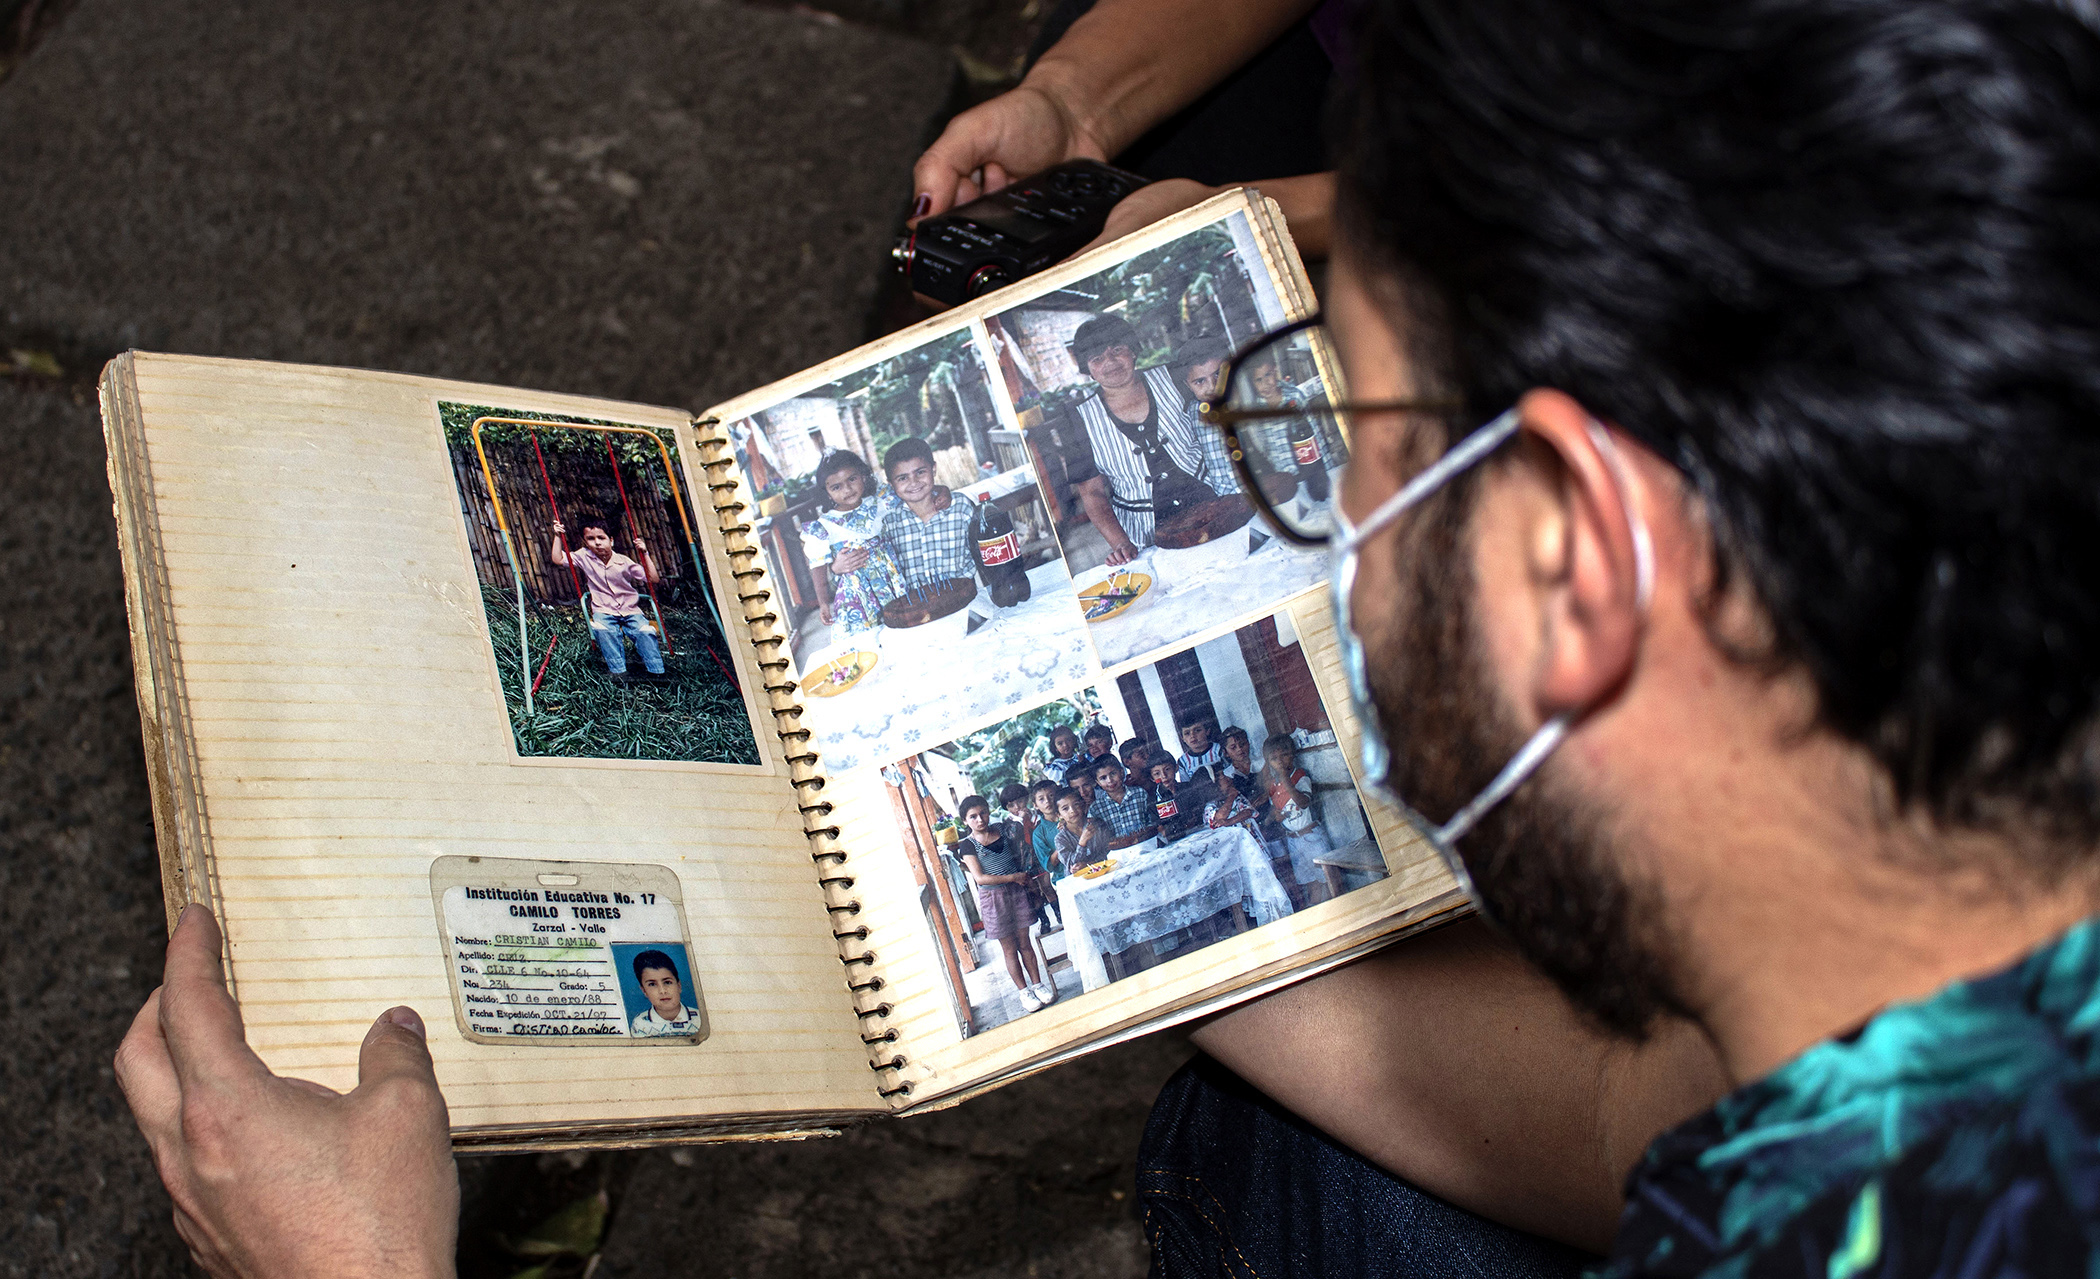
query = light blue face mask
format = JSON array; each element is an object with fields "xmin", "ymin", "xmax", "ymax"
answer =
[{"xmin": 1330, "ymin": 408, "xmax": 1653, "ymax": 905}]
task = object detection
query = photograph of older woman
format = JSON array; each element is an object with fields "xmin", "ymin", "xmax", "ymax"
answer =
[
  {"xmin": 725, "ymin": 329, "xmax": 1092, "ymax": 772},
  {"xmin": 985, "ymin": 211, "xmax": 1342, "ymax": 667},
  {"xmin": 1056, "ymin": 315, "xmax": 1235, "ymax": 565}
]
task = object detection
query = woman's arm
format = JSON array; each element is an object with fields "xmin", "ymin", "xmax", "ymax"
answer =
[
  {"xmin": 1189, "ymin": 917, "xmax": 1729, "ymax": 1253},
  {"xmin": 1074, "ymin": 476, "xmax": 1141, "ymax": 566},
  {"xmin": 911, "ymin": 0, "xmax": 1323, "ymax": 215}
]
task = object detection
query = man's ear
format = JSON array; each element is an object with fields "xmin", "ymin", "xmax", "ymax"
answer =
[{"xmin": 1506, "ymin": 388, "xmax": 1654, "ymax": 718}]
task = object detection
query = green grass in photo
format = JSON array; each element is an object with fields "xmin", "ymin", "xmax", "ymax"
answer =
[{"xmin": 481, "ymin": 586, "xmax": 759, "ymax": 765}]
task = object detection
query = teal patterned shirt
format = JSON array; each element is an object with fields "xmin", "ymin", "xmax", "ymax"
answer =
[{"xmin": 1604, "ymin": 916, "xmax": 2100, "ymax": 1278}]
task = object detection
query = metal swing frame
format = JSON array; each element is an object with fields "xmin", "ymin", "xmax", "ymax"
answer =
[{"xmin": 469, "ymin": 416, "xmax": 730, "ymax": 716}]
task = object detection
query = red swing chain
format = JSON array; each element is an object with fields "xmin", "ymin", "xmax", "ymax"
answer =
[
  {"xmin": 601, "ymin": 434, "xmax": 676, "ymax": 659},
  {"xmin": 529, "ymin": 430, "xmax": 589, "ymax": 695}
]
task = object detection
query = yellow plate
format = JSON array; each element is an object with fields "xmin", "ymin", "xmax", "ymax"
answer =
[
  {"xmin": 1079, "ymin": 572, "xmax": 1151, "ymax": 623},
  {"xmin": 803, "ymin": 650, "xmax": 877, "ymax": 697},
  {"xmin": 1074, "ymin": 859, "xmax": 1118, "ymax": 880}
]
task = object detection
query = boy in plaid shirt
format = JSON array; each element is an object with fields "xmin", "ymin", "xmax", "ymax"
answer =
[
  {"xmin": 878, "ymin": 437, "xmax": 977, "ymax": 593},
  {"xmin": 1088, "ymin": 759, "xmax": 1158, "ymax": 850}
]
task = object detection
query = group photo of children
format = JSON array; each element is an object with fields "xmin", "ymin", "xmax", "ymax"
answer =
[
  {"xmin": 440, "ymin": 403, "xmax": 760, "ymax": 766},
  {"xmin": 726, "ymin": 328, "xmax": 1094, "ymax": 774},
  {"xmin": 985, "ymin": 210, "xmax": 1347, "ymax": 668},
  {"xmin": 879, "ymin": 608, "xmax": 1384, "ymax": 1038}
]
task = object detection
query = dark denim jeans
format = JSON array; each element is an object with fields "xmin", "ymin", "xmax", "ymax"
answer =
[{"xmin": 1139, "ymin": 1055, "xmax": 1597, "ymax": 1279}]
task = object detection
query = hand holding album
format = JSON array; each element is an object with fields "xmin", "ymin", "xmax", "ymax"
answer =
[{"xmin": 115, "ymin": 908, "xmax": 458, "ymax": 1278}]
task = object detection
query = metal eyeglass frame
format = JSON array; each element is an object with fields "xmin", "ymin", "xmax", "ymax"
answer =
[{"xmin": 1196, "ymin": 312, "xmax": 1464, "ymax": 545}]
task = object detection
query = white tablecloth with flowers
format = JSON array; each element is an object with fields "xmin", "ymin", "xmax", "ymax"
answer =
[{"xmin": 1053, "ymin": 825, "xmax": 1294, "ymax": 991}]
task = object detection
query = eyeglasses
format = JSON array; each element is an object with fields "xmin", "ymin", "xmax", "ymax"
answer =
[{"xmin": 1197, "ymin": 313, "xmax": 1462, "ymax": 545}]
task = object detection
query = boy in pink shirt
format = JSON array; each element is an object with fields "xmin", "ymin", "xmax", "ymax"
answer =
[{"xmin": 551, "ymin": 517, "xmax": 664, "ymax": 676}]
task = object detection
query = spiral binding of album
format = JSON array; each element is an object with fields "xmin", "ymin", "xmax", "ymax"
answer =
[{"xmin": 693, "ymin": 418, "xmax": 912, "ymax": 1101}]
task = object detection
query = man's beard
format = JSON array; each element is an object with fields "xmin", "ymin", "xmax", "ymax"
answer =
[{"xmin": 1362, "ymin": 481, "xmax": 1690, "ymax": 1039}]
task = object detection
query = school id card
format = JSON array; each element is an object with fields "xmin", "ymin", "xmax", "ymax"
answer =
[{"xmin": 429, "ymin": 855, "xmax": 708, "ymax": 1046}]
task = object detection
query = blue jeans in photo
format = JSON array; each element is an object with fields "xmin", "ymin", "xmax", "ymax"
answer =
[
  {"xmin": 590, "ymin": 610, "xmax": 662, "ymax": 675},
  {"xmin": 1140, "ymin": 1055, "xmax": 1596, "ymax": 1279}
]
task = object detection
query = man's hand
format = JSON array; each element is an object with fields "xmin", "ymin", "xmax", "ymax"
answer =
[
  {"xmin": 633, "ymin": 537, "xmax": 649, "ymax": 555},
  {"xmin": 1104, "ymin": 535, "xmax": 1141, "ymax": 566},
  {"xmin": 115, "ymin": 907, "xmax": 459, "ymax": 1279},
  {"xmin": 552, "ymin": 520, "xmax": 565, "ymax": 535},
  {"xmin": 1077, "ymin": 179, "xmax": 1221, "ymax": 256}
]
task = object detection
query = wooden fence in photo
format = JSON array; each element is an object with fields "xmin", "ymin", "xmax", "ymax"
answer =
[{"xmin": 449, "ymin": 440, "xmax": 692, "ymax": 607}]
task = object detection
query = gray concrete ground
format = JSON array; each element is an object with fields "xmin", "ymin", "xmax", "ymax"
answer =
[{"xmin": 0, "ymin": 2, "xmax": 1189, "ymax": 1274}]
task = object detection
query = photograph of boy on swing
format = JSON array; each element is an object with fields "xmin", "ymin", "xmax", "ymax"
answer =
[
  {"xmin": 440, "ymin": 402, "xmax": 759, "ymax": 766},
  {"xmin": 878, "ymin": 608, "xmax": 1383, "ymax": 1040},
  {"xmin": 725, "ymin": 328, "xmax": 1093, "ymax": 775},
  {"xmin": 984, "ymin": 208, "xmax": 1347, "ymax": 669}
]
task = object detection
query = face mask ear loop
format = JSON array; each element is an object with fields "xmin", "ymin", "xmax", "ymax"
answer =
[
  {"xmin": 1433, "ymin": 713, "xmax": 1571, "ymax": 847},
  {"xmin": 1432, "ymin": 422, "xmax": 1652, "ymax": 851}
]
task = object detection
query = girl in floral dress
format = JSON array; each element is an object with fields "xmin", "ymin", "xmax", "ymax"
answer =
[{"xmin": 802, "ymin": 451, "xmax": 903, "ymax": 640}]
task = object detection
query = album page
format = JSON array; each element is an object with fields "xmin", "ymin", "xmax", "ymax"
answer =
[
  {"xmin": 102, "ymin": 353, "xmax": 883, "ymax": 1146},
  {"xmin": 696, "ymin": 191, "xmax": 1467, "ymax": 1110}
]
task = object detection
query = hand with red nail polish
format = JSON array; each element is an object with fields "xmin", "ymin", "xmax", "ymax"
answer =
[
  {"xmin": 910, "ymin": 82, "xmax": 1093, "ymax": 223},
  {"xmin": 115, "ymin": 907, "xmax": 459, "ymax": 1278}
]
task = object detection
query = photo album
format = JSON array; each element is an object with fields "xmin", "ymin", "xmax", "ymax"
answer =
[{"xmin": 98, "ymin": 190, "xmax": 1465, "ymax": 1151}]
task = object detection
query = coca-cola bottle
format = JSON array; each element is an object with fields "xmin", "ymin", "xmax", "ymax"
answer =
[
  {"xmin": 972, "ymin": 498, "xmax": 1032, "ymax": 608},
  {"xmin": 1287, "ymin": 413, "xmax": 1332, "ymax": 503},
  {"xmin": 1150, "ymin": 770, "xmax": 1198, "ymax": 845}
]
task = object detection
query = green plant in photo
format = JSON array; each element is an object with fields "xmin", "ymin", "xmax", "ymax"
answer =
[{"xmin": 481, "ymin": 586, "xmax": 759, "ymax": 764}]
